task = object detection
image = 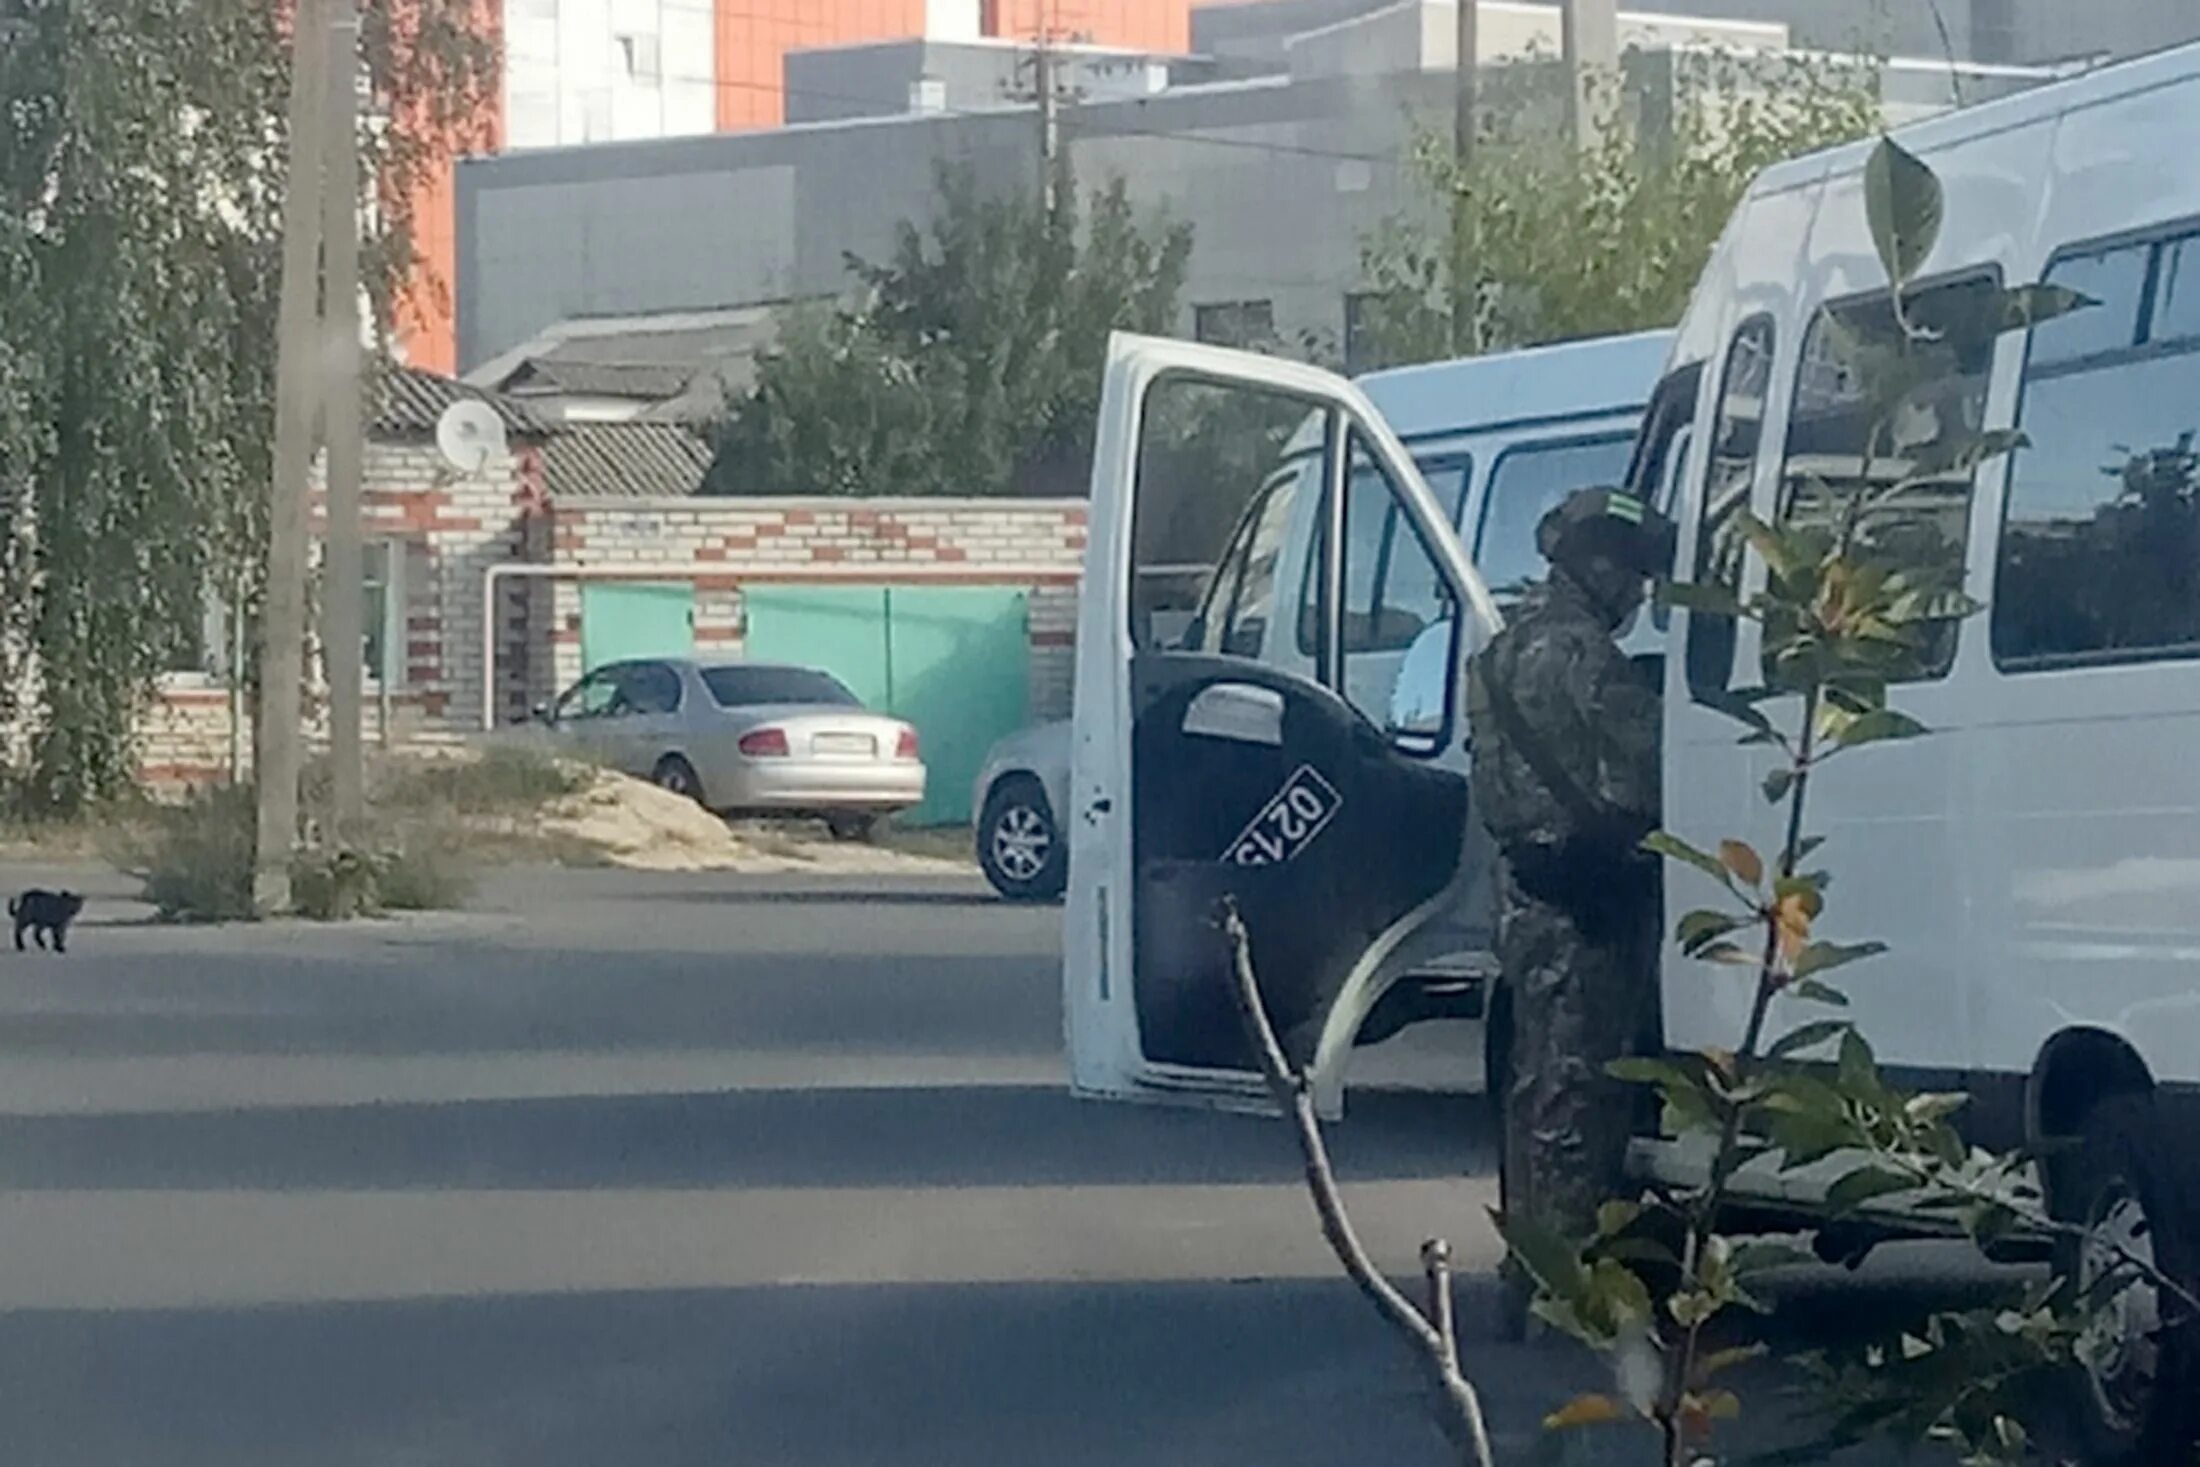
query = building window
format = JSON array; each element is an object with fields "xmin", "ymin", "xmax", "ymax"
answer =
[
  {"xmin": 362, "ymin": 540, "xmax": 406, "ymax": 687},
  {"xmin": 616, "ymin": 33, "xmax": 662, "ymax": 85},
  {"xmin": 1193, "ymin": 300, "xmax": 1275, "ymax": 350},
  {"xmin": 1776, "ymin": 274, "xmax": 2000, "ymax": 682},
  {"xmin": 1343, "ymin": 292, "xmax": 1383, "ymax": 374},
  {"xmin": 1994, "ymin": 230, "xmax": 2200, "ymax": 670},
  {"xmin": 165, "ymin": 589, "xmax": 234, "ymax": 681}
]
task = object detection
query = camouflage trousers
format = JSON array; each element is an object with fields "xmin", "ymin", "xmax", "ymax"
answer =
[{"xmin": 1495, "ymin": 856, "xmax": 1662, "ymax": 1248}]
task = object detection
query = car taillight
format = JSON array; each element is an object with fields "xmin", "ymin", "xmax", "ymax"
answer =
[
  {"xmin": 895, "ymin": 727, "xmax": 920, "ymax": 761},
  {"xmin": 739, "ymin": 727, "xmax": 790, "ymax": 758}
]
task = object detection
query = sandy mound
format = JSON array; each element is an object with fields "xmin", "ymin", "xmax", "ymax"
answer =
[{"xmin": 536, "ymin": 769, "xmax": 969, "ymax": 875}]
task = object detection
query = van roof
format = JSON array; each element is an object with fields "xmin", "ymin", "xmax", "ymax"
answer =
[
  {"xmin": 1750, "ymin": 39, "xmax": 2200, "ymax": 200},
  {"xmin": 1354, "ymin": 329, "xmax": 1673, "ymax": 442}
]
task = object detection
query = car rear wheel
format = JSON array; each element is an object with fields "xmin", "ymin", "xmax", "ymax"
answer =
[
  {"xmin": 2052, "ymin": 1091, "xmax": 2197, "ymax": 1464},
  {"xmin": 978, "ymin": 777, "xmax": 1065, "ymax": 902},
  {"xmin": 652, "ymin": 755, "xmax": 704, "ymax": 806}
]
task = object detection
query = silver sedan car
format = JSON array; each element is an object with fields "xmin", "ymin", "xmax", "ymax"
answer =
[{"xmin": 543, "ymin": 658, "xmax": 926, "ymax": 840}]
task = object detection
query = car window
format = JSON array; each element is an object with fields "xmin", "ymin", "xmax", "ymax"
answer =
[
  {"xmin": 555, "ymin": 668, "xmax": 622, "ymax": 721},
  {"xmin": 1295, "ymin": 449, "xmax": 1467, "ymax": 657},
  {"xmin": 620, "ymin": 662, "xmax": 683, "ymax": 715},
  {"xmin": 1473, "ymin": 433, "xmax": 1636, "ymax": 602},
  {"xmin": 702, "ymin": 665, "xmax": 863, "ymax": 708}
]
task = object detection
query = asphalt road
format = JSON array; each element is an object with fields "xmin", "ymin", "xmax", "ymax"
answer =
[{"xmin": 0, "ymin": 863, "xmax": 1979, "ymax": 1466}]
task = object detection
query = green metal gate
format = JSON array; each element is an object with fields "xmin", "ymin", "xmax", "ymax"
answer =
[
  {"xmin": 581, "ymin": 582, "xmax": 696, "ymax": 671},
  {"xmin": 743, "ymin": 585, "xmax": 1030, "ymax": 827}
]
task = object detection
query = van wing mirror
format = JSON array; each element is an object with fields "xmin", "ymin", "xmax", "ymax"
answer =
[{"xmin": 1387, "ymin": 618, "xmax": 1454, "ymax": 750}]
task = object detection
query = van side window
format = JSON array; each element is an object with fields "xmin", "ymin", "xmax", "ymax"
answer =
[
  {"xmin": 1995, "ymin": 232, "xmax": 2200, "ymax": 669},
  {"xmin": 1777, "ymin": 276, "xmax": 2000, "ymax": 681},
  {"xmin": 1335, "ymin": 433, "xmax": 1457, "ymax": 738},
  {"xmin": 1296, "ymin": 449, "xmax": 1467, "ymax": 659},
  {"xmin": 1686, "ymin": 317, "xmax": 1773, "ymax": 700},
  {"xmin": 1473, "ymin": 434, "xmax": 1635, "ymax": 604}
]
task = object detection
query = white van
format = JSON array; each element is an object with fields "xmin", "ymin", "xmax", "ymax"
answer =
[
  {"xmin": 1638, "ymin": 42, "xmax": 2200, "ymax": 1454},
  {"xmin": 1064, "ymin": 329, "xmax": 1676, "ymax": 1115}
]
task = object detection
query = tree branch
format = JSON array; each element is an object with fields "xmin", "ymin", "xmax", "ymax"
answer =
[{"xmin": 1219, "ymin": 900, "xmax": 1496, "ymax": 1467}]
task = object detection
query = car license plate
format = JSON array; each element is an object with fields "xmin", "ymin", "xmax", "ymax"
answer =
[
  {"xmin": 1223, "ymin": 766, "xmax": 1341, "ymax": 867},
  {"xmin": 815, "ymin": 732, "xmax": 875, "ymax": 757}
]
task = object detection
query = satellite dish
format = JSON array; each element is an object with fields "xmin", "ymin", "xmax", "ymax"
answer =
[{"xmin": 435, "ymin": 399, "xmax": 509, "ymax": 475}]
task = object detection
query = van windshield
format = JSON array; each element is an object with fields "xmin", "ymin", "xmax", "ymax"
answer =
[{"xmin": 1474, "ymin": 434, "xmax": 1636, "ymax": 600}]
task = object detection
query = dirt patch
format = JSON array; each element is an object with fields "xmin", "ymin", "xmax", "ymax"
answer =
[{"xmin": 525, "ymin": 769, "xmax": 970, "ymax": 875}]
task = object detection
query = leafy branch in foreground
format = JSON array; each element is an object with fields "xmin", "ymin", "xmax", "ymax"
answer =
[
  {"xmin": 1502, "ymin": 135, "xmax": 2192, "ymax": 1467},
  {"xmin": 1218, "ymin": 901, "xmax": 1495, "ymax": 1467}
]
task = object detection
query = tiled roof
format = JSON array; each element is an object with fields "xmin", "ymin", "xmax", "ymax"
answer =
[
  {"xmin": 506, "ymin": 359, "xmax": 698, "ymax": 400},
  {"xmin": 374, "ymin": 366, "xmax": 546, "ymax": 438},
  {"xmin": 542, "ymin": 421, "xmax": 712, "ymax": 499}
]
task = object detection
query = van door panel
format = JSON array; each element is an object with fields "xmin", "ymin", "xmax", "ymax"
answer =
[
  {"xmin": 1130, "ymin": 654, "xmax": 1467, "ymax": 1070},
  {"xmin": 1066, "ymin": 333, "xmax": 1498, "ymax": 1114}
]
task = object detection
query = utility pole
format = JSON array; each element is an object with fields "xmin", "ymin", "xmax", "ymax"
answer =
[
  {"xmin": 322, "ymin": 0, "xmax": 366, "ymax": 835},
  {"xmin": 1452, "ymin": 0, "xmax": 1480, "ymax": 357},
  {"xmin": 1033, "ymin": 30, "xmax": 1060, "ymax": 212},
  {"xmin": 254, "ymin": 0, "xmax": 331, "ymax": 915},
  {"xmin": 1562, "ymin": 0, "xmax": 1620, "ymax": 153}
]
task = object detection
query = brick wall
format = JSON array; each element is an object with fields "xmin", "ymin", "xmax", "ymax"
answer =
[
  {"xmin": 134, "ymin": 434, "xmax": 549, "ymax": 791},
  {"xmin": 539, "ymin": 497, "xmax": 1089, "ymax": 722},
  {"xmin": 126, "ymin": 488, "xmax": 1090, "ymax": 792}
]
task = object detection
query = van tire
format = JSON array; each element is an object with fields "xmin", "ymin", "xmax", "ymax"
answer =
[{"xmin": 2050, "ymin": 1091, "xmax": 2197, "ymax": 1464}]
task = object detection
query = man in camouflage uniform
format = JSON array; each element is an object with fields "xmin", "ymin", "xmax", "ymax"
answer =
[{"xmin": 1469, "ymin": 486, "xmax": 1675, "ymax": 1265}]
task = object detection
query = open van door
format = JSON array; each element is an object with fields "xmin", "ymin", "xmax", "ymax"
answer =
[{"xmin": 1065, "ymin": 334, "xmax": 1503, "ymax": 1117}]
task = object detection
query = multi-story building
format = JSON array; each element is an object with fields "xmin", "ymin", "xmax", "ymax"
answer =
[{"xmin": 401, "ymin": 0, "xmax": 1248, "ymax": 370}]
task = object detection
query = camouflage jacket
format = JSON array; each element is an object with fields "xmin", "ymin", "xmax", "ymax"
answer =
[{"xmin": 1467, "ymin": 575, "xmax": 1661, "ymax": 882}]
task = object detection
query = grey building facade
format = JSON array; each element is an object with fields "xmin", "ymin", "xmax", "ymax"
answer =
[{"xmin": 454, "ymin": 0, "xmax": 2176, "ymax": 377}]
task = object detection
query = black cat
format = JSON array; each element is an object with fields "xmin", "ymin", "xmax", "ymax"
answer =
[{"xmin": 10, "ymin": 889, "xmax": 84, "ymax": 954}]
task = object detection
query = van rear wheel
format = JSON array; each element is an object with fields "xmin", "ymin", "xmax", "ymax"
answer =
[{"xmin": 2051, "ymin": 1092, "xmax": 2197, "ymax": 1464}]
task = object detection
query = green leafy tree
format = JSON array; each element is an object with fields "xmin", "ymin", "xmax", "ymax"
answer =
[
  {"xmin": 704, "ymin": 164, "xmax": 1192, "ymax": 500},
  {"xmin": 0, "ymin": 0, "xmax": 495, "ymax": 813},
  {"xmin": 1357, "ymin": 51, "xmax": 1881, "ymax": 368}
]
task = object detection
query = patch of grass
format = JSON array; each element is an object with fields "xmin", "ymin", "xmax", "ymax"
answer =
[
  {"xmin": 103, "ymin": 783, "xmax": 258, "ymax": 923},
  {"xmin": 379, "ymin": 744, "xmax": 588, "ymax": 816}
]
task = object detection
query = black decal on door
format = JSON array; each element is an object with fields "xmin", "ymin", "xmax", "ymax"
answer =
[{"xmin": 1223, "ymin": 765, "xmax": 1342, "ymax": 867}]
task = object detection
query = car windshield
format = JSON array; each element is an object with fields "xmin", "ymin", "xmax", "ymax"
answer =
[{"xmin": 701, "ymin": 665, "xmax": 863, "ymax": 709}]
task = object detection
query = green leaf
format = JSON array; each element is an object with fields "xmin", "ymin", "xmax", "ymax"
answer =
[
  {"xmin": 1999, "ymin": 282, "xmax": 2097, "ymax": 332},
  {"xmin": 1595, "ymin": 1199, "xmax": 1642, "ymax": 1239},
  {"xmin": 1828, "ymin": 708, "xmax": 1930, "ymax": 751},
  {"xmin": 1659, "ymin": 579, "xmax": 1747, "ymax": 620},
  {"xmin": 1493, "ymin": 1210, "xmax": 1586, "ymax": 1300},
  {"xmin": 1677, "ymin": 908, "xmax": 1749, "ymax": 955},
  {"xmin": 1608, "ymin": 1056, "xmax": 1705, "ymax": 1090},
  {"xmin": 1793, "ymin": 940, "xmax": 1889, "ymax": 980},
  {"xmin": 1642, "ymin": 831, "xmax": 1732, "ymax": 887},
  {"xmin": 1729, "ymin": 1242, "xmax": 1816, "ymax": 1275},
  {"xmin": 1906, "ymin": 428, "xmax": 2029, "ymax": 481},
  {"xmin": 1825, "ymin": 1165, "xmax": 1914, "ymax": 1215},
  {"xmin": 1544, "ymin": 1393, "xmax": 1631, "ymax": 1430},
  {"xmin": 1768, "ymin": 1018, "xmax": 1853, "ymax": 1060},
  {"xmin": 1864, "ymin": 136, "xmax": 1944, "ymax": 289},
  {"xmin": 1698, "ymin": 687, "xmax": 1784, "ymax": 745},
  {"xmin": 1791, "ymin": 977, "xmax": 1851, "ymax": 1007},
  {"xmin": 1837, "ymin": 1026, "xmax": 1880, "ymax": 1094},
  {"xmin": 1763, "ymin": 766, "xmax": 1797, "ymax": 804},
  {"xmin": 1720, "ymin": 839, "xmax": 1765, "ymax": 887}
]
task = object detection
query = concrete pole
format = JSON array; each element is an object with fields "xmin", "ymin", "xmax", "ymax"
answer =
[
  {"xmin": 253, "ymin": 0, "xmax": 331, "ymax": 915},
  {"xmin": 1562, "ymin": 0, "xmax": 1620, "ymax": 152},
  {"xmin": 321, "ymin": 0, "xmax": 366, "ymax": 835}
]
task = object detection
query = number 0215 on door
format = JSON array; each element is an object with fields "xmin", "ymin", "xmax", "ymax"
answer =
[{"xmin": 1223, "ymin": 766, "xmax": 1342, "ymax": 867}]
